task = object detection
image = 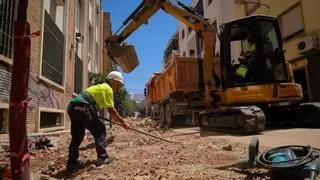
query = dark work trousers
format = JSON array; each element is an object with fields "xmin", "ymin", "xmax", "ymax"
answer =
[{"xmin": 67, "ymin": 102, "xmax": 108, "ymax": 167}]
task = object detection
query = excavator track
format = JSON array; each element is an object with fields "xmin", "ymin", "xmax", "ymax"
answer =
[
  {"xmin": 297, "ymin": 102, "xmax": 320, "ymax": 126},
  {"xmin": 198, "ymin": 106, "xmax": 265, "ymax": 134},
  {"xmin": 261, "ymin": 102, "xmax": 320, "ymax": 127}
]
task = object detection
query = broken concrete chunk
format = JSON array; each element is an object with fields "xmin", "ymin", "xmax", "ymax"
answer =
[{"xmin": 222, "ymin": 144, "xmax": 232, "ymax": 151}]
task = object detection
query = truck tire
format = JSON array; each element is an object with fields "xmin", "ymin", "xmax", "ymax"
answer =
[
  {"xmin": 165, "ymin": 103, "xmax": 173, "ymax": 128},
  {"xmin": 159, "ymin": 104, "xmax": 166, "ymax": 128}
]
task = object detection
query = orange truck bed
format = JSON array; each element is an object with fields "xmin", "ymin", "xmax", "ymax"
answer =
[{"xmin": 146, "ymin": 55, "xmax": 199, "ymax": 104}]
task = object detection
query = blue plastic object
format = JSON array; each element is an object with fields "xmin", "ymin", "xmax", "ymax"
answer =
[{"xmin": 268, "ymin": 148, "xmax": 297, "ymax": 163}]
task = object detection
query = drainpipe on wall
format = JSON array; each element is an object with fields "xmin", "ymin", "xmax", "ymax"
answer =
[{"xmin": 9, "ymin": 0, "xmax": 31, "ymax": 179}]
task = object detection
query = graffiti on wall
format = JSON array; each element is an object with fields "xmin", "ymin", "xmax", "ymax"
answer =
[
  {"xmin": 29, "ymin": 74, "xmax": 60, "ymax": 109},
  {"xmin": 0, "ymin": 68, "xmax": 61, "ymax": 110}
]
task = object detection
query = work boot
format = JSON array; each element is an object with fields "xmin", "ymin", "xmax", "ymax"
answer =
[
  {"xmin": 66, "ymin": 160, "xmax": 84, "ymax": 175},
  {"xmin": 96, "ymin": 156, "xmax": 115, "ymax": 166}
]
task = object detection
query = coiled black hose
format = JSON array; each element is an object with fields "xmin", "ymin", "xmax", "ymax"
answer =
[
  {"xmin": 256, "ymin": 145, "xmax": 320, "ymax": 180},
  {"xmin": 256, "ymin": 145, "xmax": 316, "ymax": 169}
]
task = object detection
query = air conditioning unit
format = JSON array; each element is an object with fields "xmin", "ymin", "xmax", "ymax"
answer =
[{"xmin": 297, "ymin": 36, "xmax": 320, "ymax": 54}]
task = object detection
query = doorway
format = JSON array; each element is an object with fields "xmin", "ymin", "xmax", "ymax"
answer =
[{"xmin": 293, "ymin": 68, "xmax": 309, "ymax": 103}]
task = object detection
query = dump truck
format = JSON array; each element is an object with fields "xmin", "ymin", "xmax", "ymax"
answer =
[
  {"xmin": 106, "ymin": 0, "xmax": 320, "ymax": 133},
  {"xmin": 145, "ymin": 54, "xmax": 202, "ymax": 128}
]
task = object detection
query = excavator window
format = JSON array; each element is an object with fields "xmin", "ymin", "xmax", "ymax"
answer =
[
  {"xmin": 223, "ymin": 16, "xmax": 288, "ymax": 88},
  {"xmin": 229, "ymin": 24, "xmax": 258, "ymax": 85},
  {"xmin": 259, "ymin": 20, "xmax": 287, "ymax": 82}
]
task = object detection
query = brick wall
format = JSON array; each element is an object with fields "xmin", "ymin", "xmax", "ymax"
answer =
[
  {"xmin": 103, "ymin": 12, "xmax": 115, "ymax": 71},
  {"xmin": 24, "ymin": 0, "xmax": 76, "ymax": 132},
  {"xmin": 0, "ymin": 0, "xmax": 106, "ymax": 133}
]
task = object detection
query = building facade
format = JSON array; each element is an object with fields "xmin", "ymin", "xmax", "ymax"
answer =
[
  {"xmin": 162, "ymin": 31, "xmax": 179, "ymax": 68},
  {"xmin": 0, "ymin": 0, "xmax": 113, "ymax": 134},
  {"xmin": 233, "ymin": 0, "xmax": 320, "ymax": 102},
  {"xmin": 178, "ymin": 0, "xmax": 203, "ymax": 58},
  {"xmin": 102, "ymin": 12, "xmax": 116, "ymax": 72},
  {"xmin": 178, "ymin": 0, "xmax": 235, "ymax": 58}
]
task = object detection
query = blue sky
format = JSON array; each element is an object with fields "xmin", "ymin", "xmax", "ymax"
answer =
[{"xmin": 102, "ymin": 0, "xmax": 192, "ymax": 94}]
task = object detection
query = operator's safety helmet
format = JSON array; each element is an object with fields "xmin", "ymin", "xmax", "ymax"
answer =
[{"xmin": 107, "ymin": 71, "xmax": 124, "ymax": 84}]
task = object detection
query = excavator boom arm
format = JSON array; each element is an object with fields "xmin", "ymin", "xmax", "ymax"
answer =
[
  {"xmin": 108, "ymin": 0, "xmax": 217, "ymax": 106},
  {"xmin": 112, "ymin": 0, "xmax": 215, "ymax": 42},
  {"xmin": 113, "ymin": 0, "xmax": 161, "ymax": 43}
]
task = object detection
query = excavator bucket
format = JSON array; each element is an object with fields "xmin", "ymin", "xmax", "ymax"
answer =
[{"xmin": 108, "ymin": 43, "xmax": 139, "ymax": 73}]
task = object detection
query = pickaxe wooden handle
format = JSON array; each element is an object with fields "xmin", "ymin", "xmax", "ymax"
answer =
[{"xmin": 98, "ymin": 116, "xmax": 174, "ymax": 143}]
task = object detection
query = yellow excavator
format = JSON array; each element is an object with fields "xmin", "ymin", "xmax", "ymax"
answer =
[{"xmin": 106, "ymin": 0, "xmax": 320, "ymax": 133}]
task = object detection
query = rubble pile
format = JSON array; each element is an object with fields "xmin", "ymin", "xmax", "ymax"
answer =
[
  {"xmin": 0, "ymin": 117, "xmax": 266, "ymax": 179},
  {"xmin": 127, "ymin": 117, "xmax": 158, "ymax": 129},
  {"xmin": 29, "ymin": 137, "xmax": 54, "ymax": 150}
]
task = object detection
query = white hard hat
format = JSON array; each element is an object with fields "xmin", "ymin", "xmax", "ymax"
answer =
[{"xmin": 107, "ymin": 71, "xmax": 124, "ymax": 84}]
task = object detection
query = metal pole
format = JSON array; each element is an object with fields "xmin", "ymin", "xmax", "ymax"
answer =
[
  {"xmin": 9, "ymin": 0, "xmax": 31, "ymax": 179},
  {"xmin": 98, "ymin": 116, "xmax": 174, "ymax": 143}
]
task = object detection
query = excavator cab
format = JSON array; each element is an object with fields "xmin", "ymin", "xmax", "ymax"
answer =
[{"xmin": 220, "ymin": 15, "xmax": 288, "ymax": 89}]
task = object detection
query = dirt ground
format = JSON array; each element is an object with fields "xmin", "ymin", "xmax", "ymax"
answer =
[{"xmin": 0, "ymin": 118, "xmax": 273, "ymax": 179}]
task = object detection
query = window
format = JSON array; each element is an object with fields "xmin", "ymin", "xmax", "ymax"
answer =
[
  {"xmin": 245, "ymin": 0, "xmax": 261, "ymax": 15},
  {"xmin": 89, "ymin": 25, "xmax": 93, "ymax": 55},
  {"xmin": 96, "ymin": 5, "xmax": 99, "ymax": 41},
  {"xmin": 96, "ymin": 6, "xmax": 99, "ymax": 27},
  {"xmin": 89, "ymin": 0, "xmax": 93, "ymax": 24},
  {"xmin": 0, "ymin": 108, "xmax": 8, "ymax": 134},
  {"xmin": 163, "ymin": 37, "xmax": 178, "ymax": 62},
  {"xmin": 229, "ymin": 21, "xmax": 287, "ymax": 87},
  {"xmin": 188, "ymin": 27, "xmax": 192, "ymax": 34},
  {"xmin": 229, "ymin": 24, "xmax": 260, "ymax": 85},
  {"xmin": 279, "ymin": 3, "xmax": 304, "ymax": 41},
  {"xmin": 74, "ymin": 54, "xmax": 83, "ymax": 94},
  {"xmin": 195, "ymin": 0, "xmax": 204, "ymax": 16},
  {"xmin": 76, "ymin": 0, "xmax": 81, "ymax": 32},
  {"xmin": 39, "ymin": 108, "xmax": 64, "ymax": 130},
  {"xmin": 42, "ymin": 10, "xmax": 65, "ymax": 85},
  {"xmin": 181, "ymin": 29, "xmax": 185, "ymax": 39},
  {"xmin": 40, "ymin": 112, "xmax": 62, "ymax": 128},
  {"xmin": 44, "ymin": 0, "xmax": 64, "ymax": 32},
  {"xmin": 95, "ymin": 42, "xmax": 99, "ymax": 72},
  {"xmin": 189, "ymin": 49, "xmax": 195, "ymax": 57},
  {"xmin": 0, "ymin": 0, "xmax": 13, "ymax": 58},
  {"xmin": 260, "ymin": 21, "xmax": 280, "ymax": 53}
]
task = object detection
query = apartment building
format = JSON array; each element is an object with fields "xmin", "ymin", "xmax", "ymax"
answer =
[
  {"xmin": 0, "ymin": 0, "xmax": 113, "ymax": 133},
  {"xmin": 178, "ymin": 0, "xmax": 203, "ymax": 58},
  {"xmin": 178, "ymin": 0, "xmax": 234, "ymax": 58},
  {"xmin": 234, "ymin": 0, "xmax": 320, "ymax": 102},
  {"xmin": 162, "ymin": 31, "xmax": 179, "ymax": 67}
]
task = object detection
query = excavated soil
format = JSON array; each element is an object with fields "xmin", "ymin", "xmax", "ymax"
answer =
[{"xmin": 1, "ymin": 118, "xmax": 270, "ymax": 180}]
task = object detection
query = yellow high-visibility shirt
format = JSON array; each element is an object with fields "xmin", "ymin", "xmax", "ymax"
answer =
[
  {"xmin": 248, "ymin": 43, "xmax": 256, "ymax": 52},
  {"xmin": 236, "ymin": 65, "xmax": 248, "ymax": 78},
  {"xmin": 86, "ymin": 83, "xmax": 114, "ymax": 109}
]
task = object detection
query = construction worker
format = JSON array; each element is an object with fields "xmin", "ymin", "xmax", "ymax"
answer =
[
  {"xmin": 236, "ymin": 31, "xmax": 256, "ymax": 80},
  {"xmin": 240, "ymin": 31, "xmax": 256, "ymax": 58},
  {"xmin": 66, "ymin": 71, "xmax": 130, "ymax": 174}
]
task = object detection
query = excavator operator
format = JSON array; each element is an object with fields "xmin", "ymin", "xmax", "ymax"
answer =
[
  {"xmin": 235, "ymin": 31, "xmax": 257, "ymax": 83},
  {"xmin": 240, "ymin": 31, "xmax": 256, "ymax": 58}
]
